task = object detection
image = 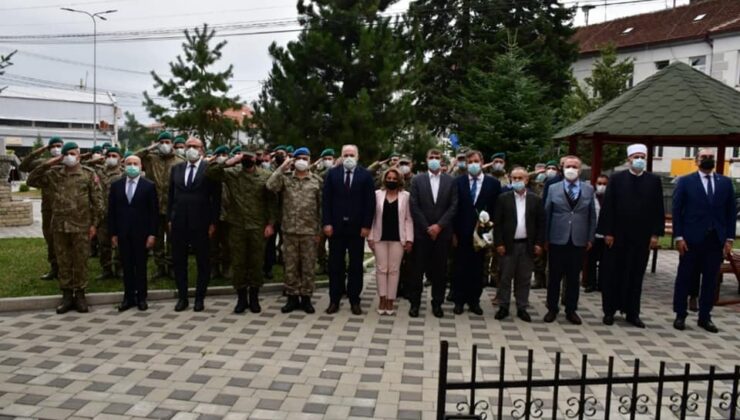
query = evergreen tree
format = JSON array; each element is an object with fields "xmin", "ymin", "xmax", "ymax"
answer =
[
  {"xmin": 453, "ymin": 43, "xmax": 552, "ymax": 167},
  {"xmin": 0, "ymin": 50, "xmax": 16, "ymax": 93},
  {"xmin": 118, "ymin": 112, "xmax": 154, "ymax": 152},
  {"xmin": 143, "ymin": 24, "xmax": 241, "ymax": 148},
  {"xmin": 252, "ymin": 0, "xmax": 411, "ymax": 160}
]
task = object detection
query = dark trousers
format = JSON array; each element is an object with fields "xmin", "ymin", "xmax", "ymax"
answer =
[
  {"xmin": 409, "ymin": 234, "xmax": 450, "ymax": 307},
  {"xmin": 119, "ymin": 234, "xmax": 149, "ymax": 302},
  {"xmin": 547, "ymin": 242, "xmax": 585, "ymax": 314},
  {"xmin": 673, "ymin": 232, "xmax": 723, "ymax": 322},
  {"xmin": 600, "ymin": 238, "xmax": 651, "ymax": 318},
  {"xmin": 328, "ymin": 233, "xmax": 365, "ymax": 305},
  {"xmin": 172, "ymin": 227, "xmax": 210, "ymax": 301},
  {"xmin": 454, "ymin": 243, "xmax": 484, "ymax": 306},
  {"xmin": 585, "ymin": 238, "xmax": 605, "ymax": 290}
]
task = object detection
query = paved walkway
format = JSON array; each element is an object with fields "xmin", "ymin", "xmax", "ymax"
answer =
[
  {"xmin": 0, "ymin": 198, "xmax": 42, "ymax": 239},
  {"xmin": 0, "ymin": 251, "xmax": 739, "ymax": 419}
]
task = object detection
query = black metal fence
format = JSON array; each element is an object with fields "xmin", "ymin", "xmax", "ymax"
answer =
[{"xmin": 436, "ymin": 340, "xmax": 740, "ymax": 420}]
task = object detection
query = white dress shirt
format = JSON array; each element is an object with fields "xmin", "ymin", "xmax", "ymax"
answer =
[
  {"xmin": 468, "ymin": 174, "xmax": 482, "ymax": 204},
  {"xmin": 428, "ymin": 171, "xmax": 441, "ymax": 204},
  {"xmin": 514, "ymin": 191, "xmax": 528, "ymax": 239},
  {"xmin": 184, "ymin": 158, "xmax": 202, "ymax": 185}
]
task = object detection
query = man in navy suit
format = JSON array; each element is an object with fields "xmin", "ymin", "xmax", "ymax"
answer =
[
  {"xmin": 672, "ymin": 148, "xmax": 736, "ymax": 333},
  {"xmin": 109, "ymin": 155, "xmax": 159, "ymax": 311},
  {"xmin": 322, "ymin": 144, "xmax": 376, "ymax": 315},
  {"xmin": 168, "ymin": 138, "xmax": 220, "ymax": 312},
  {"xmin": 452, "ymin": 150, "xmax": 501, "ymax": 315}
]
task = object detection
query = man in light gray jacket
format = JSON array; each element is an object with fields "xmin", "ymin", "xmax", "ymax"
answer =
[{"xmin": 544, "ymin": 156, "xmax": 597, "ymax": 325}]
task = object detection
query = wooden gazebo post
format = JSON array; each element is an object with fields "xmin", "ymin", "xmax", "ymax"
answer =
[
  {"xmin": 717, "ymin": 139, "xmax": 726, "ymax": 176},
  {"xmin": 590, "ymin": 135, "xmax": 603, "ymax": 185}
]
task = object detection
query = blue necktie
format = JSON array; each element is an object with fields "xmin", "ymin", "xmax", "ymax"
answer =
[
  {"xmin": 470, "ymin": 177, "xmax": 478, "ymax": 203},
  {"xmin": 187, "ymin": 164, "xmax": 196, "ymax": 187},
  {"xmin": 706, "ymin": 175, "xmax": 714, "ymax": 202},
  {"xmin": 568, "ymin": 183, "xmax": 577, "ymax": 202}
]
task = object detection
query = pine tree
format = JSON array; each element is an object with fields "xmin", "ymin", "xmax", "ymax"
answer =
[
  {"xmin": 251, "ymin": 0, "xmax": 411, "ymax": 160},
  {"xmin": 0, "ymin": 50, "xmax": 16, "ymax": 93},
  {"xmin": 118, "ymin": 112, "xmax": 154, "ymax": 152},
  {"xmin": 143, "ymin": 24, "xmax": 241, "ymax": 148}
]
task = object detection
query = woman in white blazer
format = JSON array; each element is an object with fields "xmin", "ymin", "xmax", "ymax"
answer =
[{"xmin": 368, "ymin": 168, "xmax": 414, "ymax": 315}]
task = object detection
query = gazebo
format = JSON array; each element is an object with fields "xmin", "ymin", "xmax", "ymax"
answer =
[{"xmin": 554, "ymin": 61, "xmax": 740, "ymax": 185}]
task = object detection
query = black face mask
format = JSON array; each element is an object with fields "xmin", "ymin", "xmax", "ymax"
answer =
[
  {"xmin": 242, "ymin": 158, "xmax": 255, "ymax": 169},
  {"xmin": 274, "ymin": 155, "xmax": 285, "ymax": 165},
  {"xmin": 699, "ymin": 158, "xmax": 715, "ymax": 171},
  {"xmin": 384, "ymin": 181, "xmax": 399, "ymax": 190}
]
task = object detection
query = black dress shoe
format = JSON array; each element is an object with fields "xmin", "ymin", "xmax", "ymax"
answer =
[
  {"xmin": 543, "ymin": 311, "xmax": 557, "ymax": 323},
  {"xmin": 566, "ymin": 312, "xmax": 582, "ymax": 325},
  {"xmin": 673, "ymin": 317, "xmax": 686, "ymax": 331},
  {"xmin": 193, "ymin": 300, "xmax": 204, "ymax": 312},
  {"xmin": 453, "ymin": 304, "xmax": 464, "ymax": 315},
  {"xmin": 137, "ymin": 300, "xmax": 148, "ymax": 311},
  {"xmin": 603, "ymin": 314, "xmax": 615, "ymax": 325},
  {"xmin": 350, "ymin": 304, "xmax": 362, "ymax": 315},
  {"xmin": 494, "ymin": 307, "xmax": 509, "ymax": 320},
  {"xmin": 626, "ymin": 316, "xmax": 646, "ymax": 329},
  {"xmin": 409, "ymin": 305, "xmax": 420, "ymax": 318},
  {"xmin": 698, "ymin": 319, "xmax": 719, "ymax": 333},
  {"xmin": 517, "ymin": 309, "xmax": 532, "ymax": 323},
  {"xmin": 174, "ymin": 299, "xmax": 189, "ymax": 312},
  {"xmin": 325, "ymin": 303, "xmax": 339, "ymax": 314},
  {"xmin": 469, "ymin": 304, "xmax": 483, "ymax": 316},
  {"xmin": 432, "ymin": 304, "xmax": 444, "ymax": 318},
  {"xmin": 117, "ymin": 300, "xmax": 135, "ymax": 312}
]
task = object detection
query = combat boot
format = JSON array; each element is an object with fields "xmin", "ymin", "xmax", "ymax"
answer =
[
  {"xmin": 56, "ymin": 290, "xmax": 75, "ymax": 314},
  {"xmin": 281, "ymin": 295, "xmax": 299, "ymax": 313},
  {"xmin": 234, "ymin": 288, "xmax": 248, "ymax": 314},
  {"xmin": 74, "ymin": 289, "xmax": 89, "ymax": 313},
  {"xmin": 300, "ymin": 296, "xmax": 315, "ymax": 314},
  {"xmin": 248, "ymin": 287, "xmax": 261, "ymax": 313},
  {"xmin": 40, "ymin": 269, "xmax": 58, "ymax": 281}
]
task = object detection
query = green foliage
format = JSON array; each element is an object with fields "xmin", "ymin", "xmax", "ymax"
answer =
[
  {"xmin": 143, "ymin": 24, "xmax": 241, "ymax": 148},
  {"xmin": 18, "ymin": 183, "xmax": 29, "ymax": 193},
  {"xmin": 32, "ymin": 134, "xmax": 43, "ymax": 150},
  {"xmin": 0, "ymin": 50, "xmax": 15, "ymax": 93},
  {"xmin": 118, "ymin": 111, "xmax": 154, "ymax": 151},
  {"xmin": 251, "ymin": 0, "xmax": 411, "ymax": 161}
]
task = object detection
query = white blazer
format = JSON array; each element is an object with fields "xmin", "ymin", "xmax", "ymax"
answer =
[{"xmin": 369, "ymin": 189, "xmax": 414, "ymax": 243}]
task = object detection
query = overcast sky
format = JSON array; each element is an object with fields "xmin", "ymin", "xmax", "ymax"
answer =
[{"xmin": 0, "ymin": 0, "xmax": 691, "ymax": 123}]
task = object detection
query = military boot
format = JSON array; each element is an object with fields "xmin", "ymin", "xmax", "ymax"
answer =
[
  {"xmin": 248, "ymin": 287, "xmax": 261, "ymax": 313},
  {"xmin": 40, "ymin": 268, "xmax": 58, "ymax": 281},
  {"xmin": 300, "ymin": 296, "xmax": 315, "ymax": 314},
  {"xmin": 234, "ymin": 288, "xmax": 248, "ymax": 314},
  {"xmin": 281, "ymin": 295, "xmax": 299, "ymax": 313},
  {"xmin": 74, "ymin": 289, "xmax": 89, "ymax": 313},
  {"xmin": 56, "ymin": 290, "xmax": 75, "ymax": 314}
]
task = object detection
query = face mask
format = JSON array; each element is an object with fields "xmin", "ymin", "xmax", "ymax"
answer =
[
  {"xmin": 125, "ymin": 165, "xmax": 140, "ymax": 178},
  {"xmin": 427, "ymin": 158, "xmax": 441, "ymax": 172},
  {"xmin": 92, "ymin": 153, "xmax": 102, "ymax": 160},
  {"xmin": 323, "ymin": 159, "xmax": 334, "ymax": 169},
  {"xmin": 563, "ymin": 168, "xmax": 579, "ymax": 181},
  {"xmin": 294, "ymin": 159, "xmax": 309, "ymax": 172},
  {"xmin": 175, "ymin": 148, "xmax": 185, "ymax": 158},
  {"xmin": 384, "ymin": 180, "xmax": 399, "ymax": 190},
  {"xmin": 49, "ymin": 147, "xmax": 62, "ymax": 157},
  {"xmin": 105, "ymin": 157, "xmax": 119, "ymax": 167},
  {"xmin": 457, "ymin": 161, "xmax": 466, "ymax": 169},
  {"xmin": 511, "ymin": 181, "xmax": 526, "ymax": 191},
  {"xmin": 699, "ymin": 158, "xmax": 715, "ymax": 171},
  {"xmin": 468, "ymin": 163, "xmax": 481, "ymax": 176},
  {"xmin": 159, "ymin": 143, "xmax": 172, "ymax": 155},
  {"xmin": 62, "ymin": 154, "xmax": 78, "ymax": 167},
  {"xmin": 631, "ymin": 157, "xmax": 646, "ymax": 172},
  {"xmin": 492, "ymin": 163, "xmax": 504, "ymax": 173},
  {"xmin": 536, "ymin": 173, "xmax": 546, "ymax": 183},
  {"xmin": 596, "ymin": 185, "xmax": 606, "ymax": 194},
  {"xmin": 546, "ymin": 169, "xmax": 557, "ymax": 178},
  {"xmin": 213, "ymin": 156, "xmax": 226, "ymax": 164},
  {"xmin": 398, "ymin": 164, "xmax": 411, "ymax": 175},
  {"xmin": 242, "ymin": 158, "xmax": 255, "ymax": 169},
  {"xmin": 102, "ymin": 149, "xmax": 108, "ymax": 155},
  {"xmin": 343, "ymin": 157, "xmax": 357, "ymax": 171},
  {"xmin": 261, "ymin": 162, "xmax": 271, "ymax": 170},
  {"xmin": 185, "ymin": 148, "xmax": 200, "ymax": 162},
  {"xmin": 274, "ymin": 155, "xmax": 285, "ymax": 166}
]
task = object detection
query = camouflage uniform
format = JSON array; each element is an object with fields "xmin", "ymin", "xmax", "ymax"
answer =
[
  {"xmin": 19, "ymin": 153, "xmax": 58, "ymax": 275},
  {"xmin": 27, "ymin": 164, "xmax": 102, "ymax": 292},
  {"xmin": 529, "ymin": 173, "xmax": 548, "ymax": 288},
  {"xmin": 210, "ymin": 184, "xmax": 230, "ymax": 278},
  {"xmin": 96, "ymin": 163, "xmax": 123, "ymax": 274},
  {"xmin": 206, "ymin": 163, "xmax": 278, "ymax": 290},
  {"xmin": 313, "ymin": 164, "xmax": 331, "ymax": 274},
  {"xmin": 266, "ymin": 170, "xmax": 322, "ymax": 296},
  {"xmin": 136, "ymin": 148, "xmax": 183, "ymax": 273}
]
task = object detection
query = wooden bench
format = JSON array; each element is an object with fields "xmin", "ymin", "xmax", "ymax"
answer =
[
  {"xmin": 649, "ymin": 215, "xmax": 673, "ymax": 274},
  {"xmin": 716, "ymin": 251, "xmax": 740, "ymax": 306}
]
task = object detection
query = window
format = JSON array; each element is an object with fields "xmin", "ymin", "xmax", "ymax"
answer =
[
  {"xmin": 34, "ymin": 121, "xmax": 68, "ymax": 129},
  {"xmin": 733, "ymin": 147, "xmax": 739, "ymax": 158},
  {"xmin": 622, "ymin": 27, "xmax": 634, "ymax": 34},
  {"xmin": 0, "ymin": 119, "xmax": 32, "ymax": 127},
  {"xmin": 654, "ymin": 146, "xmax": 664, "ymax": 158},
  {"xmin": 655, "ymin": 60, "xmax": 669, "ymax": 70},
  {"xmin": 690, "ymin": 55, "xmax": 707, "ymax": 73}
]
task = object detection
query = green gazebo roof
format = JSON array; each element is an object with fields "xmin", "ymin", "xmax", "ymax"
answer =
[{"xmin": 554, "ymin": 61, "xmax": 740, "ymax": 140}]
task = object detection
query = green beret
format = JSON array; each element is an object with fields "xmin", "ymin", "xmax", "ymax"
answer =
[
  {"xmin": 320, "ymin": 148, "xmax": 335, "ymax": 158},
  {"xmin": 174, "ymin": 136, "xmax": 186, "ymax": 145},
  {"xmin": 48, "ymin": 136, "xmax": 63, "ymax": 147},
  {"xmin": 101, "ymin": 142, "xmax": 111, "ymax": 149},
  {"xmin": 124, "ymin": 151, "xmax": 134, "ymax": 158},
  {"xmin": 61, "ymin": 142, "xmax": 79, "ymax": 155},
  {"xmin": 399, "ymin": 155, "xmax": 412, "ymax": 163},
  {"xmin": 285, "ymin": 145, "xmax": 294, "ymax": 153},
  {"xmin": 230, "ymin": 146, "xmax": 242, "ymax": 156},
  {"xmin": 158, "ymin": 131, "xmax": 173, "ymax": 141},
  {"xmin": 106, "ymin": 146, "xmax": 121, "ymax": 156},
  {"xmin": 205, "ymin": 149, "xmax": 213, "ymax": 156},
  {"xmin": 91, "ymin": 145, "xmax": 102, "ymax": 154},
  {"xmin": 214, "ymin": 145, "xmax": 230, "ymax": 155},
  {"xmin": 491, "ymin": 152, "xmax": 506, "ymax": 160},
  {"xmin": 545, "ymin": 160, "xmax": 558, "ymax": 167},
  {"xmin": 389, "ymin": 152, "xmax": 400, "ymax": 158},
  {"xmin": 273, "ymin": 145, "xmax": 286, "ymax": 152}
]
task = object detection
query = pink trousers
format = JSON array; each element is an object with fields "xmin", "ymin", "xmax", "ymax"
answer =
[{"xmin": 373, "ymin": 241, "xmax": 404, "ymax": 299}]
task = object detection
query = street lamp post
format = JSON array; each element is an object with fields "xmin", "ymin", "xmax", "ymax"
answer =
[{"xmin": 61, "ymin": 7, "xmax": 117, "ymax": 148}]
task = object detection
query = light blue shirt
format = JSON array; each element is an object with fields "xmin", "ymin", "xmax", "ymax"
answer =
[{"xmin": 564, "ymin": 179, "xmax": 581, "ymax": 199}]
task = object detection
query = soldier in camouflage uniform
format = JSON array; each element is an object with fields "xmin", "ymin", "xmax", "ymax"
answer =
[
  {"xmin": 368, "ymin": 152, "xmax": 399, "ymax": 188},
  {"xmin": 136, "ymin": 131, "xmax": 183, "ymax": 278},
  {"xmin": 27, "ymin": 142, "xmax": 103, "ymax": 314},
  {"xmin": 449, "ymin": 148, "xmax": 469, "ymax": 177},
  {"xmin": 19, "ymin": 136, "xmax": 64, "ymax": 280},
  {"xmin": 528, "ymin": 163, "xmax": 547, "ymax": 197},
  {"xmin": 206, "ymin": 148, "xmax": 278, "ymax": 314},
  {"xmin": 312, "ymin": 148, "xmax": 335, "ymax": 275},
  {"xmin": 173, "ymin": 136, "xmax": 186, "ymax": 159},
  {"xmin": 208, "ymin": 145, "xmax": 231, "ymax": 279},
  {"xmin": 95, "ymin": 147, "xmax": 124, "ymax": 279},
  {"xmin": 267, "ymin": 147, "xmax": 322, "ymax": 313}
]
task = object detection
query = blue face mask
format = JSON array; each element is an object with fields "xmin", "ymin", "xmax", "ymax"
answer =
[
  {"xmin": 536, "ymin": 173, "xmax": 546, "ymax": 183},
  {"xmin": 511, "ymin": 181, "xmax": 526, "ymax": 191},
  {"xmin": 427, "ymin": 159, "xmax": 441, "ymax": 172},
  {"xmin": 457, "ymin": 161, "xmax": 466, "ymax": 169},
  {"xmin": 631, "ymin": 158, "xmax": 647, "ymax": 172},
  {"xmin": 468, "ymin": 163, "xmax": 481, "ymax": 176}
]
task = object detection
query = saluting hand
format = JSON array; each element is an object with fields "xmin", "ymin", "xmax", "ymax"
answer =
[{"xmin": 146, "ymin": 235, "xmax": 156, "ymax": 249}]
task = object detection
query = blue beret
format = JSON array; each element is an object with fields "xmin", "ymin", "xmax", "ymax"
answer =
[{"xmin": 293, "ymin": 147, "xmax": 310, "ymax": 157}]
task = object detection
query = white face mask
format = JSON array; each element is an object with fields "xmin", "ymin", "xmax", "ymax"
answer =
[
  {"xmin": 105, "ymin": 157, "xmax": 119, "ymax": 167},
  {"xmin": 343, "ymin": 157, "xmax": 357, "ymax": 171},
  {"xmin": 323, "ymin": 159, "xmax": 334, "ymax": 169},
  {"xmin": 596, "ymin": 185, "xmax": 606, "ymax": 194},
  {"xmin": 186, "ymin": 148, "xmax": 200, "ymax": 162},
  {"xmin": 399, "ymin": 164, "xmax": 411, "ymax": 175},
  {"xmin": 216, "ymin": 156, "xmax": 227, "ymax": 164},
  {"xmin": 159, "ymin": 143, "xmax": 172, "ymax": 155},
  {"xmin": 563, "ymin": 167, "xmax": 579, "ymax": 181},
  {"xmin": 49, "ymin": 147, "xmax": 62, "ymax": 157},
  {"xmin": 546, "ymin": 168, "xmax": 558, "ymax": 178},
  {"xmin": 175, "ymin": 148, "xmax": 185, "ymax": 158},
  {"xmin": 294, "ymin": 159, "xmax": 309, "ymax": 172},
  {"xmin": 62, "ymin": 154, "xmax": 78, "ymax": 167},
  {"xmin": 261, "ymin": 161, "xmax": 271, "ymax": 170}
]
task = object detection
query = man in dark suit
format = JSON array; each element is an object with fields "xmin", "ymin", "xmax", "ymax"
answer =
[
  {"xmin": 322, "ymin": 144, "xmax": 376, "ymax": 315},
  {"xmin": 109, "ymin": 155, "xmax": 158, "ymax": 311},
  {"xmin": 544, "ymin": 156, "xmax": 597, "ymax": 325},
  {"xmin": 493, "ymin": 167, "xmax": 545, "ymax": 322},
  {"xmin": 453, "ymin": 150, "xmax": 501, "ymax": 315},
  {"xmin": 672, "ymin": 148, "xmax": 736, "ymax": 333},
  {"xmin": 168, "ymin": 138, "xmax": 220, "ymax": 312},
  {"xmin": 408, "ymin": 148, "xmax": 458, "ymax": 318}
]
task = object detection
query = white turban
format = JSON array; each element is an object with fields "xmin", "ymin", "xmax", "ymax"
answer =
[{"xmin": 627, "ymin": 143, "xmax": 647, "ymax": 157}]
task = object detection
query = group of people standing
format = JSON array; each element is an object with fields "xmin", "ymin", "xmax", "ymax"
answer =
[{"xmin": 19, "ymin": 133, "xmax": 734, "ymax": 333}]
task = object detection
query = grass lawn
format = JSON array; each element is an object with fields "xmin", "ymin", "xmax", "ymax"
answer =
[
  {"xmin": 11, "ymin": 189, "xmax": 41, "ymax": 200},
  {"xmin": 0, "ymin": 238, "xmax": 324, "ymax": 298}
]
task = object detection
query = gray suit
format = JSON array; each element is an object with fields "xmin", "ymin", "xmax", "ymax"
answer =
[{"xmin": 408, "ymin": 172, "xmax": 458, "ymax": 307}]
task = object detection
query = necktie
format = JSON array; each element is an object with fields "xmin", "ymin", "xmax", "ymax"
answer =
[
  {"xmin": 126, "ymin": 180, "xmax": 134, "ymax": 203},
  {"xmin": 345, "ymin": 170, "xmax": 351, "ymax": 190},
  {"xmin": 706, "ymin": 174, "xmax": 714, "ymax": 202},
  {"xmin": 470, "ymin": 177, "xmax": 478, "ymax": 203},
  {"xmin": 187, "ymin": 164, "xmax": 196, "ymax": 187},
  {"xmin": 568, "ymin": 183, "xmax": 577, "ymax": 202}
]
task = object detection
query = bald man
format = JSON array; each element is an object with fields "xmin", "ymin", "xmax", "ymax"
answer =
[{"xmin": 109, "ymin": 155, "xmax": 159, "ymax": 311}]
